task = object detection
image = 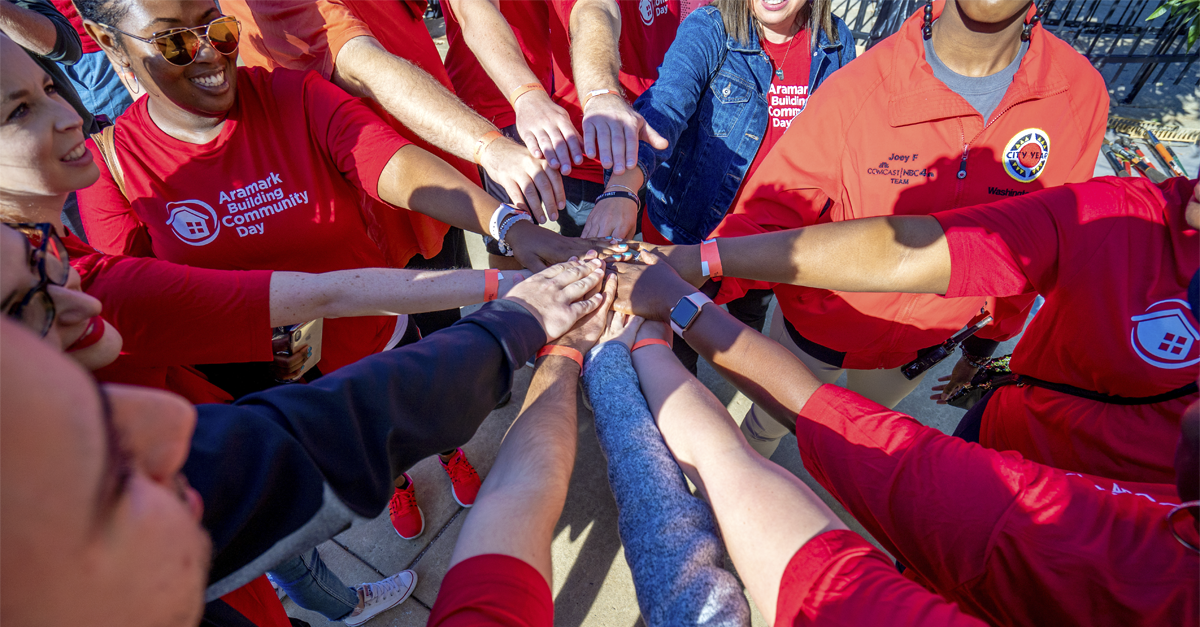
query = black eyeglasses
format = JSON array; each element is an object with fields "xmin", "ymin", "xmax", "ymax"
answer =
[
  {"xmin": 99, "ymin": 15, "xmax": 240, "ymax": 67},
  {"xmin": 4, "ymin": 223, "xmax": 70, "ymax": 337}
]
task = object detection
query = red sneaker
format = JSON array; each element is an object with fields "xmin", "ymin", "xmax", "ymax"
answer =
[
  {"xmin": 441, "ymin": 448, "xmax": 482, "ymax": 507},
  {"xmin": 388, "ymin": 474, "xmax": 425, "ymax": 539}
]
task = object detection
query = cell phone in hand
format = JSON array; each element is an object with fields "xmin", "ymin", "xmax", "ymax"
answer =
[{"xmin": 272, "ymin": 319, "xmax": 323, "ymax": 382}]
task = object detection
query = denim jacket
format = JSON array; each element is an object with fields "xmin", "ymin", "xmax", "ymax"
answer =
[{"xmin": 631, "ymin": 6, "xmax": 855, "ymax": 244}]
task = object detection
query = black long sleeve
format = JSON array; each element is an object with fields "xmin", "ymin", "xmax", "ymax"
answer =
[
  {"xmin": 184, "ymin": 300, "xmax": 546, "ymax": 597},
  {"xmin": 10, "ymin": 0, "xmax": 81, "ymax": 62}
]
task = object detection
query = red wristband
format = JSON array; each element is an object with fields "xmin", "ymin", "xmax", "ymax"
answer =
[
  {"xmin": 536, "ymin": 345, "xmax": 583, "ymax": 370},
  {"xmin": 631, "ymin": 338, "xmax": 671, "ymax": 351},
  {"xmin": 700, "ymin": 238, "xmax": 723, "ymax": 279},
  {"xmin": 484, "ymin": 269, "xmax": 500, "ymax": 302}
]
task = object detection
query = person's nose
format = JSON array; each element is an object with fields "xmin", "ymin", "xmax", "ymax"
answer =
[
  {"xmin": 51, "ymin": 88, "xmax": 84, "ymax": 135},
  {"xmin": 102, "ymin": 383, "xmax": 197, "ymax": 485},
  {"xmin": 47, "ymin": 269, "xmax": 101, "ymax": 327}
]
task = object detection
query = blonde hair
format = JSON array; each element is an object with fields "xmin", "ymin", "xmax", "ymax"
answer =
[{"xmin": 712, "ymin": 0, "xmax": 837, "ymax": 49}]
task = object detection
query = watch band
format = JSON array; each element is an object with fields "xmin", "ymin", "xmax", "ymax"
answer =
[{"xmin": 669, "ymin": 292, "xmax": 714, "ymax": 336}]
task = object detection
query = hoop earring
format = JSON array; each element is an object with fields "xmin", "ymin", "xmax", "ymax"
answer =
[
  {"xmin": 922, "ymin": 0, "xmax": 934, "ymax": 40},
  {"xmin": 1021, "ymin": 11, "xmax": 1041, "ymax": 42},
  {"xmin": 122, "ymin": 65, "xmax": 142, "ymax": 95}
]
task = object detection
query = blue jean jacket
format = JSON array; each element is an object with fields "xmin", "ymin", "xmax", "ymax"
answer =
[{"xmin": 632, "ymin": 6, "xmax": 855, "ymax": 244}]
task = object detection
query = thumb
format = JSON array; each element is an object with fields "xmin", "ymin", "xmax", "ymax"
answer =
[{"xmin": 640, "ymin": 122, "xmax": 669, "ymax": 151}]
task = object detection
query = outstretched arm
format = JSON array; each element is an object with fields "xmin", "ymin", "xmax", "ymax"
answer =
[
  {"xmin": 650, "ymin": 215, "xmax": 953, "ymax": 295},
  {"xmin": 333, "ymin": 35, "xmax": 565, "ymax": 220},
  {"xmin": 567, "ymin": 0, "xmax": 667, "ymax": 174},
  {"xmin": 448, "ymin": 0, "xmax": 583, "ymax": 174},
  {"xmin": 628, "ymin": 321, "xmax": 844, "ymax": 624},
  {"xmin": 448, "ymin": 272, "xmax": 615, "ymax": 582}
]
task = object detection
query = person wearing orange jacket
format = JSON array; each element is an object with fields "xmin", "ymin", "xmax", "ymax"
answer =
[{"xmin": 712, "ymin": 0, "xmax": 1108, "ymax": 458}]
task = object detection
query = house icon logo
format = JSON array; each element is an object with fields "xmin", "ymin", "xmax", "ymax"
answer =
[
  {"xmin": 1130, "ymin": 299, "xmax": 1200, "ymax": 369},
  {"xmin": 165, "ymin": 200, "xmax": 220, "ymax": 246}
]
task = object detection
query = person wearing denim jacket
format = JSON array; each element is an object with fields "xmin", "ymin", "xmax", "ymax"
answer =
[
  {"xmin": 594, "ymin": 0, "xmax": 854, "ymax": 373},
  {"xmin": 593, "ymin": 2, "xmax": 855, "ymax": 245}
]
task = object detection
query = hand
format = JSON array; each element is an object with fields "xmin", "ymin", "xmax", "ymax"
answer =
[
  {"xmin": 272, "ymin": 343, "xmax": 314, "ymax": 382},
  {"xmin": 928, "ymin": 355, "xmax": 980, "ymax": 404},
  {"xmin": 581, "ymin": 195, "xmax": 638, "ymax": 239},
  {"xmin": 582, "ymin": 93, "xmax": 668, "ymax": 174},
  {"xmin": 479, "ymin": 137, "xmax": 566, "ymax": 223},
  {"xmin": 506, "ymin": 219, "xmax": 629, "ymax": 271},
  {"xmin": 504, "ymin": 258, "xmax": 607, "ymax": 341},
  {"xmin": 496, "ymin": 269, "xmax": 532, "ymax": 298},
  {"xmin": 513, "ymin": 91, "xmax": 585, "ymax": 175},
  {"xmin": 608, "ymin": 249, "xmax": 696, "ymax": 321},
  {"xmin": 597, "ymin": 310, "xmax": 644, "ymax": 350},
  {"xmin": 553, "ymin": 272, "xmax": 617, "ymax": 353}
]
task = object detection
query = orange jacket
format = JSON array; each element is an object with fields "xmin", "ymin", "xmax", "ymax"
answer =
[{"xmin": 714, "ymin": 0, "xmax": 1107, "ymax": 369}]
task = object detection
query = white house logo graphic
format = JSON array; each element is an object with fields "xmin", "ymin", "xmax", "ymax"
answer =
[
  {"xmin": 165, "ymin": 200, "xmax": 220, "ymax": 246},
  {"xmin": 1130, "ymin": 299, "xmax": 1200, "ymax": 369},
  {"xmin": 639, "ymin": 0, "xmax": 655, "ymax": 25}
]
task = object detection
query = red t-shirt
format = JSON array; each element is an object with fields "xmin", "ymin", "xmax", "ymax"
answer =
[
  {"xmin": 733, "ymin": 31, "xmax": 811, "ymax": 208},
  {"xmin": 427, "ymin": 554, "xmax": 553, "ymax": 626},
  {"xmin": 77, "ymin": 66, "xmax": 409, "ymax": 373},
  {"xmin": 797, "ymin": 384, "xmax": 1198, "ymax": 626},
  {"xmin": 934, "ymin": 176, "xmax": 1200, "ymax": 483},
  {"xmin": 442, "ymin": 0, "xmax": 553, "ymax": 129},
  {"xmin": 549, "ymin": 0, "xmax": 701, "ymax": 183},
  {"xmin": 63, "ymin": 232, "xmax": 271, "ymax": 405},
  {"xmin": 777, "ymin": 529, "xmax": 985, "ymax": 626},
  {"xmin": 51, "ymin": 1, "xmax": 101, "ymax": 54}
]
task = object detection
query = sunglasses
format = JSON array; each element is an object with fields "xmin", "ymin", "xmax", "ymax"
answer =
[
  {"xmin": 4, "ymin": 223, "xmax": 70, "ymax": 338},
  {"xmin": 100, "ymin": 15, "xmax": 240, "ymax": 67}
]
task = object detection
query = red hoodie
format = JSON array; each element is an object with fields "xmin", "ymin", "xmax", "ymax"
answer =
[{"xmin": 714, "ymin": 0, "xmax": 1108, "ymax": 369}]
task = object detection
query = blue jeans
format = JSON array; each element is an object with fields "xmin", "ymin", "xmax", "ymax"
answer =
[
  {"xmin": 61, "ymin": 51, "xmax": 134, "ymax": 123},
  {"xmin": 267, "ymin": 549, "xmax": 358, "ymax": 621}
]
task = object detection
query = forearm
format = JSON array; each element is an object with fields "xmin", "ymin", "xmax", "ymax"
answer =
[
  {"xmin": 454, "ymin": 0, "xmax": 539, "ymax": 97},
  {"xmin": 269, "ymin": 268, "xmax": 507, "ymax": 327},
  {"xmin": 569, "ymin": 0, "xmax": 622, "ymax": 94},
  {"xmin": 376, "ymin": 144, "xmax": 501, "ymax": 234},
  {"xmin": 333, "ymin": 35, "xmax": 495, "ymax": 163},
  {"xmin": 606, "ymin": 167, "xmax": 644, "ymax": 191},
  {"xmin": 660, "ymin": 216, "xmax": 952, "ymax": 292},
  {"xmin": 450, "ymin": 357, "xmax": 580, "ymax": 583},
  {"xmin": 0, "ymin": 1, "xmax": 61, "ymax": 56},
  {"xmin": 631, "ymin": 341, "xmax": 844, "ymax": 624}
]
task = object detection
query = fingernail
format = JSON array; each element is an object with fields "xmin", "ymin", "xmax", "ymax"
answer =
[{"xmin": 307, "ymin": 347, "xmax": 313, "ymax": 357}]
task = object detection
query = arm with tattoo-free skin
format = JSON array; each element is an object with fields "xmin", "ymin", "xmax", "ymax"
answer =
[
  {"xmin": 1, "ymin": 0, "xmax": 75, "ymax": 59},
  {"xmin": 567, "ymin": 0, "xmax": 667, "ymax": 175},
  {"xmin": 447, "ymin": 272, "xmax": 615, "ymax": 582},
  {"xmin": 375, "ymin": 144, "xmax": 623, "ymax": 271},
  {"xmin": 624, "ymin": 315, "xmax": 844, "ymax": 624},
  {"xmin": 642, "ymin": 216, "xmax": 953, "ymax": 294},
  {"xmin": 332, "ymin": 35, "xmax": 566, "ymax": 221},
  {"xmin": 448, "ymin": 0, "xmax": 583, "ymax": 175}
]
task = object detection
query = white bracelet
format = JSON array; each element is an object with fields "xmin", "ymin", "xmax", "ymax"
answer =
[
  {"xmin": 489, "ymin": 204, "xmax": 520, "ymax": 240},
  {"xmin": 498, "ymin": 213, "xmax": 535, "ymax": 257}
]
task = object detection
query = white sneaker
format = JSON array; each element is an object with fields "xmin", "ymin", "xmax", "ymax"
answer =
[{"xmin": 343, "ymin": 570, "xmax": 418, "ymax": 626}]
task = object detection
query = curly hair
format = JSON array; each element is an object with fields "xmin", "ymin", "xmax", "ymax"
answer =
[{"xmin": 73, "ymin": 0, "xmax": 132, "ymax": 45}]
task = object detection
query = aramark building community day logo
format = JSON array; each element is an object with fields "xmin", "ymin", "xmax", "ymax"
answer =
[
  {"xmin": 1130, "ymin": 299, "xmax": 1200, "ymax": 369},
  {"xmin": 1002, "ymin": 128, "xmax": 1050, "ymax": 183}
]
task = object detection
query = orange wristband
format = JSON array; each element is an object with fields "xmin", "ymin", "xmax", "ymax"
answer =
[
  {"xmin": 631, "ymin": 338, "xmax": 671, "ymax": 351},
  {"xmin": 700, "ymin": 238, "xmax": 723, "ymax": 279},
  {"xmin": 473, "ymin": 130, "xmax": 504, "ymax": 165},
  {"xmin": 484, "ymin": 269, "xmax": 500, "ymax": 302},
  {"xmin": 582, "ymin": 88, "xmax": 618, "ymax": 110},
  {"xmin": 508, "ymin": 82, "xmax": 546, "ymax": 105},
  {"xmin": 536, "ymin": 345, "xmax": 584, "ymax": 370}
]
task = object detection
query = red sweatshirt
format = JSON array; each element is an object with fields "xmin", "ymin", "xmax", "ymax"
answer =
[
  {"xmin": 935, "ymin": 176, "xmax": 1199, "ymax": 483},
  {"xmin": 714, "ymin": 0, "xmax": 1108, "ymax": 369}
]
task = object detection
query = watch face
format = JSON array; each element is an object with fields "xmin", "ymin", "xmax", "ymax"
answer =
[{"xmin": 670, "ymin": 297, "xmax": 701, "ymax": 331}]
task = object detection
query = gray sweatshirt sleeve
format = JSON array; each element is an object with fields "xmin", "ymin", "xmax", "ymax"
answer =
[{"xmin": 582, "ymin": 342, "xmax": 749, "ymax": 627}]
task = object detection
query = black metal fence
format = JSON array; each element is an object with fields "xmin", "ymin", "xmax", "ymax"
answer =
[{"xmin": 833, "ymin": 0, "xmax": 1198, "ymax": 104}]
